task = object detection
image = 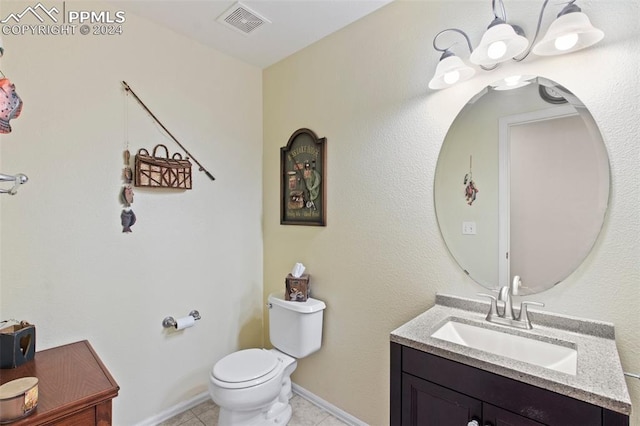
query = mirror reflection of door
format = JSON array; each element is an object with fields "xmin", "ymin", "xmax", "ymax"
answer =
[{"xmin": 499, "ymin": 107, "xmax": 609, "ymax": 294}]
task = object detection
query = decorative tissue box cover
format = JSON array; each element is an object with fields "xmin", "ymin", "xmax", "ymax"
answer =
[
  {"xmin": 0, "ymin": 322, "xmax": 35, "ymax": 369},
  {"xmin": 285, "ymin": 274, "xmax": 310, "ymax": 302}
]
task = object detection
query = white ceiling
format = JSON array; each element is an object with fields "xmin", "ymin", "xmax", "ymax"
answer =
[{"xmin": 111, "ymin": 0, "xmax": 393, "ymax": 68}]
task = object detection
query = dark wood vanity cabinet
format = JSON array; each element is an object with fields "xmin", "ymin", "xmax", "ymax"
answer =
[{"xmin": 390, "ymin": 342, "xmax": 629, "ymax": 426}]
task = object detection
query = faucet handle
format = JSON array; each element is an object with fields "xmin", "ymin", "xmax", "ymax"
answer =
[
  {"xmin": 518, "ymin": 301, "xmax": 545, "ymax": 329},
  {"xmin": 477, "ymin": 293, "xmax": 498, "ymax": 320},
  {"xmin": 521, "ymin": 300, "xmax": 545, "ymax": 309}
]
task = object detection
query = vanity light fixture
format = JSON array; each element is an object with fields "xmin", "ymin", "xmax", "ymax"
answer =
[
  {"xmin": 428, "ymin": 0, "xmax": 604, "ymax": 90},
  {"xmin": 428, "ymin": 29, "xmax": 476, "ymax": 90}
]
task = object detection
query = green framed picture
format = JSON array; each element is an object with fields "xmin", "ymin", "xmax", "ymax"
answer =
[{"xmin": 280, "ymin": 128, "xmax": 326, "ymax": 226}]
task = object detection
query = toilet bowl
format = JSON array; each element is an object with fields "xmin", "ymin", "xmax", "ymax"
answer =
[
  {"xmin": 209, "ymin": 294, "xmax": 326, "ymax": 426},
  {"xmin": 209, "ymin": 348, "xmax": 297, "ymax": 425}
]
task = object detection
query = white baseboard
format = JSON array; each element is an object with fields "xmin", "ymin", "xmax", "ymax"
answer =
[
  {"xmin": 292, "ymin": 383, "xmax": 369, "ymax": 426},
  {"xmin": 134, "ymin": 383, "xmax": 368, "ymax": 426},
  {"xmin": 134, "ymin": 391, "xmax": 210, "ymax": 426}
]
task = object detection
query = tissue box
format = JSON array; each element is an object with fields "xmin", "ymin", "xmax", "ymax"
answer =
[
  {"xmin": 0, "ymin": 322, "xmax": 36, "ymax": 369},
  {"xmin": 285, "ymin": 274, "xmax": 310, "ymax": 302}
]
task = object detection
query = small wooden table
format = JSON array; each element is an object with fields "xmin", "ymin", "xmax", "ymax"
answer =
[{"xmin": 0, "ymin": 340, "xmax": 119, "ymax": 425}]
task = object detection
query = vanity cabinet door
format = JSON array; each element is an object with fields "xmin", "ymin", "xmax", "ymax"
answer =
[
  {"xmin": 483, "ymin": 403, "xmax": 545, "ymax": 426},
  {"xmin": 401, "ymin": 373, "xmax": 481, "ymax": 426},
  {"xmin": 401, "ymin": 373, "xmax": 542, "ymax": 426}
]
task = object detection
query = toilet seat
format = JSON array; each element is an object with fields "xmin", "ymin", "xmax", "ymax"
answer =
[{"xmin": 212, "ymin": 349, "xmax": 282, "ymax": 389}]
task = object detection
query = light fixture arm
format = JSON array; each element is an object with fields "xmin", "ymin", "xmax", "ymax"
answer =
[
  {"xmin": 433, "ymin": 28, "xmax": 498, "ymax": 71},
  {"xmin": 513, "ymin": 0, "xmax": 552, "ymax": 62},
  {"xmin": 492, "ymin": 0, "xmax": 508, "ymax": 22},
  {"xmin": 433, "ymin": 28, "xmax": 474, "ymax": 57},
  {"xmin": 558, "ymin": 0, "xmax": 581, "ymax": 17}
]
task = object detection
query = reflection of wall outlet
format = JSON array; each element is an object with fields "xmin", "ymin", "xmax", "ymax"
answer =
[{"xmin": 462, "ymin": 221, "xmax": 476, "ymax": 235}]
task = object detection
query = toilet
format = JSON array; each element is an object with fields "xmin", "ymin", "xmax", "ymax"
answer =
[{"xmin": 209, "ymin": 293, "xmax": 326, "ymax": 426}]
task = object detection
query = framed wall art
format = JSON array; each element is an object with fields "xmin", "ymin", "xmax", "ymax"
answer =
[{"xmin": 280, "ymin": 128, "xmax": 326, "ymax": 226}]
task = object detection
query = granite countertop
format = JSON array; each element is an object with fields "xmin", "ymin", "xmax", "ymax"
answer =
[{"xmin": 390, "ymin": 293, "xmax": 632, "ymax": 415}]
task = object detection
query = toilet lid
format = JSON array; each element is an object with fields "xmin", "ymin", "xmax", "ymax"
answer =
[{"xmin": 213, "ymin": 349, "xmax": 279, "ymax": 384}]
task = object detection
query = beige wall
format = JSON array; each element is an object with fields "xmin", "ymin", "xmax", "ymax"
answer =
[
  {"xmin": 0, "ymin": 2, "xmax": 263, "ymax": 424},
  {"xmin": 263, "ymin": 1, "xmax": 640, "ymax": 424},
  {"xmin": 0, "ymin": 1, "xmax": 637, "ymax": 425}
]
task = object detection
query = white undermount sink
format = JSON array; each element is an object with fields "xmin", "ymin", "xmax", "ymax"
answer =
[{"xmin": 431, "ymin": 319, "xmax": 577, "ymax": 375}]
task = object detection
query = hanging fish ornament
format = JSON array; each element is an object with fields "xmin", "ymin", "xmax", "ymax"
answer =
[
  {"xmin": 121, "ymin": 209, "xmax": 136, "ymax": 233},
  {"xmin": 123, "ymin": 167, "xmax": 133, "ymax": 183},
  {"xmin": 119, "ymin": 149, "xmax": 137, "ymax": 232},
  {"xmin": 122, "ymin": 150, "xmax": 133, "ymax": 183},
  {"xmin": 121, "ymin": 184, "xmax": 134, "ymax": 206},
  {"xmin": 0, "ymin": 78, "xmax": 23, "ymax": 134}
]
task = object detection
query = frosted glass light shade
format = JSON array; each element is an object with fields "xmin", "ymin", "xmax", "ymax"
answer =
[
  {"xmin": 532, "ymin": 12, "xmax": 604, "ymax": 56},
  {"xmin": 470, "ymin": 23, "xmax": 529, "ymax": 66},
  {"xmin": 429, "ymin": 55, "xmax": 475, "ymax": 90}
]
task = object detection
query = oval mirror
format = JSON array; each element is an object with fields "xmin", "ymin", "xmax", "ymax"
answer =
[{"xmin": 434, "ymin": 77, "xmax": 609, "ymax": 295}]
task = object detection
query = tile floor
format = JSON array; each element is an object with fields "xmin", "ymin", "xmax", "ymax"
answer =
[{"xmin": 157, "ymin": 394, "xmax": 349, "ymax": 426}]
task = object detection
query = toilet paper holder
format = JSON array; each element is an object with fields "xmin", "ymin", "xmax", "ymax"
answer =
[{"xmin": 162, "ymin": 310, "xmax": 201, "ymax": 328}]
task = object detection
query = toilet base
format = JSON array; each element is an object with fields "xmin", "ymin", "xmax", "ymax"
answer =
[
  {"xmin": 217, "ymin": 376, "xmax": 293, "ymax": 426},
  {"xmin": 218, "ymin": 400, "xmax": 292, "ymax": 426},
  {"xmin": 215, "ymin": 351, "xmax": 297, "ymax": 426}
]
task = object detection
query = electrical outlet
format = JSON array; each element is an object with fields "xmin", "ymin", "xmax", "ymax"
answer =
[{"xmin": 462, "ymin": 221, "xmax": 476, "ymax": 235}]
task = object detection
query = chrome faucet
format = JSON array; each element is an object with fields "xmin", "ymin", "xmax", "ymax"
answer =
[
  {"xmin": 478, "ymin": 276, "xmax": 545, "ymax": 329},
  {"xmin": 498, "ymin": 285, "xmax": 515, "ymax": 320}
]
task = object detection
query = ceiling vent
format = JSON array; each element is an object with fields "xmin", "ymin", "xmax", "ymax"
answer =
[{"xmin": 217, "ymin": 2, "xmax": 271, "ymax": 35}]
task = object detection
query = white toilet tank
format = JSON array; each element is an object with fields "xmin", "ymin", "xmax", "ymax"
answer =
[{"xmin": 268, "ymin": 293, "xmax": 326, "ymax": 358}]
